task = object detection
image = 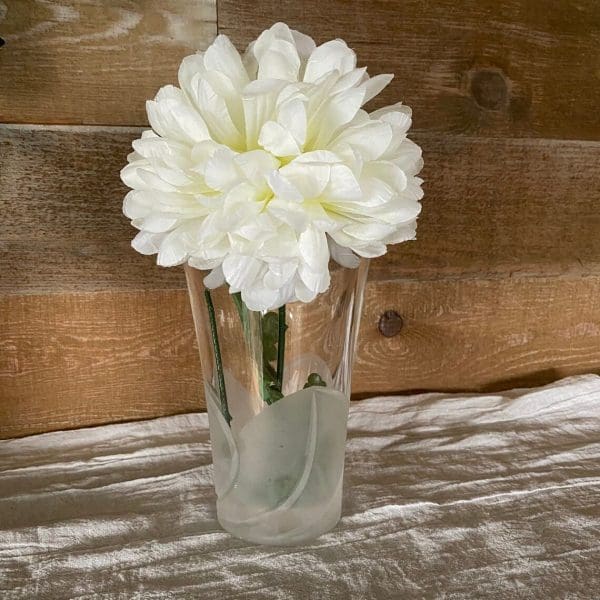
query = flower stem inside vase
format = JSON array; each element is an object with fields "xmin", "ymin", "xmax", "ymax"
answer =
[
  {"xmin": 259, "ymin": 306, "xmax": 286, "ymax": 405},
  {"xmin": 276, "ymin": 305, "xmax": 286, "ymax": 392},
  {"xmin": 231, "ymin": 292, "xmax": 250, "ymax": 342},
  {"xmin": 231, "ymin": 292, "xmax": 286, "ymax": 406},
  {"xmin": 204, "ymin": 289, "xmax": 231, "ymax": 425},
  {"xmin": 209, "ymin": 288, "xmax": 338, "ymax": 427}
]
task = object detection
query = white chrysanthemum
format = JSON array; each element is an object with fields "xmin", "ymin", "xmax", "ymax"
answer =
[{"xmin": 121, "ymin": 22, "xmax": 423, "ymax": 311}]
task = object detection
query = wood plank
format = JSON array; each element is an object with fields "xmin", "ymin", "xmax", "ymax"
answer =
[
  {"xmin": 3, "ymin": 275, "xmax": 600, "ymax": 438},
  {"xmin": 218, "ymin": 0, "xmax": 600, "ymax": 140},
  {"xmin": 357, "ymin": 275, "xmax": 600, "ymax": 395},
  {"xmin": 0, "ymin": 0, "xmax": 216, "ymax": 125},
  {"xmin": 2, "ymin": 124, "xmax": 599, "ymax": 293},
  {"xmin": 0, "ymin": 290, "xmax": 202, "ymax": 439},
  {"xmin": 0, "ymin": 124, "xmax": 186, "ymax": 292},
  {"xmin": 379, "ymin": 134, "xmax": 600, "ymax": 282}
]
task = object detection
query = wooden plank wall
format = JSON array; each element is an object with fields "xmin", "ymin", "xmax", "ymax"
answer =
[
  {"xmin": 2, "ymin": 0, "xmax": 600, "ymax": 438},
  {"xmin": 0, "ymin": 1, "xmax": 217, "ymax": 438}
]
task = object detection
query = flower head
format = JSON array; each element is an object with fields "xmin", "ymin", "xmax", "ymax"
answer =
[{"xmin": 122, "ymin": 23, "xmax": 423, "ymax": 311}]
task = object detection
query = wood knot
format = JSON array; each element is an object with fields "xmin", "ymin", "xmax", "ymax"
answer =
[
  {"xmin": 470, "ymin": 69, "xmax": 509, "ymax": 110},
  {"xmin": 378, "ymin": 310, "xmax": 403, "ymax": 338}
]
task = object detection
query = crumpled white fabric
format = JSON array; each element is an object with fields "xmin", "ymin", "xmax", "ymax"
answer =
[{"xmin": 1, "ymin": 375, "xmax": 599, "ymax": 599}]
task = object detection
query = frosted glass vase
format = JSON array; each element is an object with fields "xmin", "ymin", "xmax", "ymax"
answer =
[{"xmin": 184, "ymin": 260, "xmax": 369, "ymax": 545}]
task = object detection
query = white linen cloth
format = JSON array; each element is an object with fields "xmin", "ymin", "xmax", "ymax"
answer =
[{"xmin": 1, "ymin": 375, "xmax": 599, "ymax": 599}]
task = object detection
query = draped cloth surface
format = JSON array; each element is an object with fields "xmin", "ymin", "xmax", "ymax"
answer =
[{"xmin": 1, "ymin": 375, "xmax": 599, "ymax": 598}]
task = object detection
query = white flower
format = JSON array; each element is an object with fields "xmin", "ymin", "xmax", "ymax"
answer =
[{"xmin": 121, "ymin": 22, "xmax": 423, "ymax": 312}]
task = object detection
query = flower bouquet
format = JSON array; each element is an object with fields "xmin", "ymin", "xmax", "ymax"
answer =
[{"xmin": 121, "ymin": 23, "xmax": 423, "ymax": 545}]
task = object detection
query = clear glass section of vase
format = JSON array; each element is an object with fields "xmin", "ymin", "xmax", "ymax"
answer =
[{"xmin": 185, "ymin": 260, "xmax": 369, "ymax": 545}]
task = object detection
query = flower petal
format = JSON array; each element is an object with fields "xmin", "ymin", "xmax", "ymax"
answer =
[
  {"xmin": 267, "ymin": 197, "xmax": 310, "ymax": 231},
  {"xmin": 178, "ymin": 53, "xmax": 206, "ymax": 95},
  {"xmin": 361, "ymin": 73, "xmax": 394, "ymax": 104},
  {"xmin": 326, "ymin": 164, "xmax": 362, "ymax": 200},
  {"xmin": 330, "ymin": 119, "xmax": 392, "ymax": 161},
  {"xmin": 328, "ymin": 237, "xmax": 360, "ymax": 268},
  {"xmin": 257, "ymin": 39, "xmax": 301, "ymax": 81},
  {"xmin": 392, "ymin": 139, "xmax": 423, "ymax": 175},
  {"xmin": 259, "ymin": 120, "xmax": 302, "ymax": 156},
  {"xmin": 242, "ymin": 285, "xmax": 281, "ymax": 312},
  {"xmin": 280, "ymin": 159, "xmax": 331, "ymax": 199},
  {"xmin": 131, "ymin": 230, "xmax": 165, "ymax": 255},
  {"xmin": 263, "ymin": 260, "xmax": 297, "ymax": 289},
  {"xmin": 203, "ymin": 265, "xmax": 226, "ymax": 289},
  {"xmin": 203, "ymin": 35, "xmax": 249, "ymax": 90},
  {"xmin": 294, "ymin": 279, "xmax": 318, "ymax": 303},
  {"xmin": 132, "ymin": 135, "xmax": 190, "ymax": 166},
  {"xmin": 298, "ymin": 226, "xmax": 330, "ymax": 271},
  {"xmin": 147, "ymin": 86, "xmax": 210, "ymax": 145},
  {"xmin": 343, "ymin": 221, "xmax": 397, "ymax": 241},
  {"xmin": 304, "ymin": 39, "xmax": 357, "ymax": 83},
  {"xmin": 332, "ymin": 67, "xmax": 367, "ymax": 93},
  {"xmin": 235, "ymin": 149, "xmax": 280, "ymax": 186},
  {"xmin": 194, "ymin": 78, "xmax": 243, "ymax": 149},
  {"xmin": 290, "ymin": 28, "xmax": 316, "ymax": 59},
  {"xmin": 267, "ymin": 170, "xmax": 303, "ymax": 201},
  {"xmin": 157, "ymin": 228, "xmax": 190, "ymax": 266},
  {"xmin": 309, "ymin": 86, "xmax": 366, "ymax": 148},
  {"xmin": 204, "ymin": 147, "xmax": 239, "ymax": 191},
  {"xmin": 242, "ymin": 79, "xmax": 286, "ymax": 148},
  {"xmin": 222, "ymin": 255, "xmax": 264, "ymax": 291},
  {"xmin": 133, "ymin": 213, "xmax": 180, "ymax": 233},
  {"xmin": 277, "ymin": 97, "xmax": 307, "ymax": 147}
]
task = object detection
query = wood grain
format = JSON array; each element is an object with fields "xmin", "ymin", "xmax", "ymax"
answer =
[
  {"xmin": 3, "ymin": 275, "xmax": 600, "ymax": 438},
  {"xmin": 0, "ymin": 290, "xmax": 202, "ymax": 439},
  {"xmin": 0, "ymin": 124, "xmax": 186, "ymax": 292},
  {"xmin": 357, "ymin": 276, "xmax": 600, "ymax": 395},
  {"xmin": 218, "ymin": 0, "xmax": 600, "ymax": 140},
  {"xmin": 0, "ymin": 0, "xmax": 216, "ymax": 125},
  {"xmin": 379, "ymin": 134, "xmax": 600, "ymax": 282},
  {"xmin": 2, "ymin": 124, "xmax": 599, "ymax": 293}
]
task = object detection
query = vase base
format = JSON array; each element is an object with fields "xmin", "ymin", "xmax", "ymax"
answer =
[{"xmin": 217, "ymin": 498, "xmax": 342, "ymax": 546}]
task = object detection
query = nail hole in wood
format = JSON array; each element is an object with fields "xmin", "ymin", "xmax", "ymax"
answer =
[{"xmin": 378, "ymin": 310, "xmax": 403, "ymax": 337}]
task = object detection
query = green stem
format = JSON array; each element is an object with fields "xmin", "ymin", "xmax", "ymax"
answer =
[
  {"xmin": 264, "ymin": 362, "xmax": 277, "ymax": 381},
  {"xmin": 204, "ymin": 289, "xmax": 231, "ymax": 425},
  {"xmin": 276, "ymin": 305, "xmax": 286, "ymax": 392},
  {"xmin": 231, "ymin": 292, "xmax": 250, "ymax": 341},
  {"xmin": 230, "ymin": 293, "xmax": 287, "ymax": 406}
]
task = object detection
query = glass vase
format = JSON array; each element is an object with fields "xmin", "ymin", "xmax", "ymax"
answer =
[{"xmin": 184, "ymin": 260, "xmax": 369, "ymax": 545}]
